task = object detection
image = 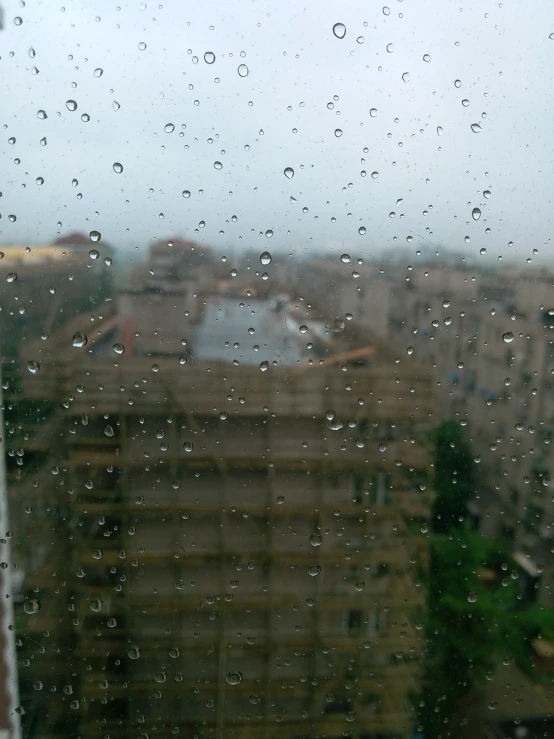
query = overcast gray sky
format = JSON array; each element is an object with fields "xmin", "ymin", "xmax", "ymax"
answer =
[{"xmin": 1, "ymin": 0, "xmax": 552, "ymax": 265}]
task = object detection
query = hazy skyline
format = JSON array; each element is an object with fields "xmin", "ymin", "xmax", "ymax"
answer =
[{"xmin": 1, "ymin": 0, "xmax": 553, "ymax": 267}]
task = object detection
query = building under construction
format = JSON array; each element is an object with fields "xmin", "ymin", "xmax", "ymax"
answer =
[{"xmin": 9, "ymin": 258, "xmax": 434, "ymax": 739}]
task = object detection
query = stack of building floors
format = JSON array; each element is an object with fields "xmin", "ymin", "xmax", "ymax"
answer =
[{"xmin": 14, "ymin": 302, "xmax": 434, "ymax": 739}]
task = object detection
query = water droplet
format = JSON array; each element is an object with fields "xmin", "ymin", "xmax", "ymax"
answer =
[
  {"xmin": 14, "ymin": 16, "xmax": 23, "ymax": 26},
  {"xmin": 502, "ymin": 332, "xmax": 514, "ymax": 344},
  {"xmin": 24, "ymin": 599, "xmax": 40, "ymax": 615},
  {"xmin": 437, "ymin": 126, "xmax": 443, "ymax": 136},
  {"xmin": 89, "ymin": 249, "xmax": 99, "ymax": 260},
  {"xmin": 90, "ymin": 599, "xmax": 103, "ymax": 612},
  {"xmin": 471, "ymin": 207, "xmax": 481, "ymax": 221},
  {"xmin": 402, "ymin": 72, "xmax": 410, "ymax": 83},
  {"xmin": 260, "ymin": 251, "xmax": 272, "ymax": 265},
  {"xmin": 89, "ymin": 230, "xmax": 101, "ymax": 242},
  {"xmin": 164, "ymin": 123, "xmax": 175, "ymax": 133},
  {"xmin": 369, "ymin": 108, "xmax": 378, "ymax": 118},
  {"xmin": 483, "ymin": 189, "xmax": 491, "ymax": 199},
  {"xmin": 334, "ymin": 128, "xmax": 343, "ymax": 137},
  {"xmin": 112, "ymin": 100, "xmax": 120, "ymax": 111},
  {"xmin": 467, "ymin": 592, "xmax": 478, "ymax": 603},
  {"xmin": 81, "ymin": 113, "xmax": 90, "ymax": 122},
  {"xmin": 214, "ymin": 161, "xmax": 222, "ymax": 170},
  {"xmin": 470, "ymin": 123, "xmax": 482, "ymax": 133},
  {"xmin": 72, "ymin": 332, "xmax": 88, "ymax": 348},
  {"xmin": 226, "ymin": 671, "xmax": 242, "ymax": 686},
  {"xmin": 113, "ymin": 162, "xmax": 123, "ymax": 173},
  {"xmin": 358, "ymin": 226, "xmax": 366, "ymax": 235},
  {"xmin": 454, "ymin": 79, "xmax": 462, "ymax": 88},
  {"xmin": 332, "ymin": 22, "xmax": 346, "ymax": 39},
  {"xmin": 237, "ymin": 64, "xmax": 249, "ymax": 77},
  {"xmin": 371, "ymin": 171, "xmax": 379, "ymax": 179},
  {"xmin": 259, "ymin": 361, "xmax": 269, "ymax": 372},
  {"xmin": 309, "ymin": 534, "xmax": 322, "ymax": 547},
  {"xmin": 309, "ymin": 564, "xmax": 321, "ymax": 577},
  {"xmin": 104, "ymin": 424, "xmax": 115, "ymax": 438},
  {"xmin": 386, "ymin": 42, "xmax": 394, "ymax": 53},
  {"xmin": 265, "ymin": 229, "xmax": 273, "ymax": 239},
  {"xmin": 8, "ymin": 214, "xmax": 17, "ymax": 222},
  {"xmin": 112, "ymin": 343, "xmax": 125, "ymax": 355},
  {"xmin": 37, "ymin": 109, "xmax": 47, "ymax": 119},
  {"xmin": 66, "ymin": 100, "xmax": 77, "ymax": 111},
  {"xmin": 204, "ymin": 51, "xmax": 215, "ymax": 64},
  {"xmin": 94, "ymin": 68, "xmax": 103, "ymax": 77},
  {"xmin": 155, "ymin": 672, "xmax": 166, "ymax": 683},
  {"xmin": 107, "ymin": 617, "xmax": 117, "ymax": 628},
  {"xmin": 284, "ymin": 167, "xmax": 294, "ymax": 179},
  {"xmin": 7, "ymin": 272, "xmax": 18, "ymax": 283},
  {"xmin": 299, "ymin": 325, "xmax": 308, "ymax": 334},
  {"xmin": 128, "ymin": 646, "xmax": 140, "ymax": 659},
  {"xmin": 183, "ymin": 441, "xmax": 194, "ymax": 453},
  {"xmin": 423, "ymin": 53, "xmax": 431, "ymax": 62},
  {"xmin": 340, "ymin": 254, "xmax": 351, "ymax": 264},
  {"xmin": 27, "ymin": 361, "xmax": 40, "ymax": 374},
  {"xmin": 382, "ymin": 6, "xmax": 390, "ymax": 15},
  {"xmin": 138, "ymin": 42, "xmax": 147, "ymax": 51}
]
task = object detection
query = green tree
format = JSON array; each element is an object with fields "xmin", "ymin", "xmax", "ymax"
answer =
[
  {"xmin": 430, "ymin": 420, "xmax": 474, "ymax": 533},
  {"xmin": 417, "ymin": 533, "xmax": 513, "ymax": 738}
]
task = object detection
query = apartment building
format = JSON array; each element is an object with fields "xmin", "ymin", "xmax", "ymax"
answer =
[
  {"xmin": 7, "ymin": 246, "xmax": 434, "ymax": 739},
  {"xmin": 388, "ymin": 263, "xmax": 554, "ymax": 606}
]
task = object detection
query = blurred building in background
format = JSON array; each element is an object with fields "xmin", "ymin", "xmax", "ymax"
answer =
[{"xmin": 6, "ymin": 238, "xmax": 434, "ymax": 739}]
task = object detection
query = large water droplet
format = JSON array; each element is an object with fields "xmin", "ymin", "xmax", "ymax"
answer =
[
  {"xmin": 37, "ymin": 109, "xmax": 47, "ymax": 119},
  {"xmin": 72, "ymin": 332, "xmax": 88, "ymax": 348},
  {"xmin": 284, "ymin": 167, "xmax": 294, "ymax": 179},
  {"xmin": 358, "ymin": 226, "xmax": 366, "ymax": 235},
  {"xmin": 66, "ymin": 100, "xmax": 77, "ymax": 111},
  {"xmin": 470, "ymin": 123, "xmax": 482, "ymax": 133},
  {"xmin": 128, "ymin": 646, "xmax": 140, "ymax": 659},
  {"xmin": 164, "ymin": 123, "xmax": 175, "ymax": 133},
  {"xmin": 7, "ymin": 272, "xmax": 17, "ymax": 283},
  {"xmin": 483, "ymin": 189, "xmax": 491, "ymax": 199},
  {"xmin": 89, "ymin": 230, "xmax": 101, "ymax": 242},
  {"xmin": 260, "ymin": 251, "xmax": 272, "ymax": 265},
  {"xmin": 24, "ymin": 599, "xmax": 40, "ymax": 615},
  {"xmin": 89, "ymin": 249, "xmax": 100, "ymax": 260},
  {"xmin": 332, "ymin": 22, "xmax": 346, "ymax": 39},
  {"xmin": 94, "ymin": 68, "xmax": 103, "ymax": 77},
  {"xmin": 502, "ymin": 332, "xmax": 514, "ymax": 344},
  {"xmin": 471, "ymin": 207, "xmax": 481, "ymax": 221},
  {"xmin": 369, "ymin": 108, "xmax": 378, "ymax": 118},
  {"xmin": 309, "ymin": 534, "xmax": 322, "ymax": 547},
  {"xmin": 204, "ymin": 51, "xmax": 216, "ymax": 64},
  {"xmin": 113, "ymin": 162, "xmax": 123, "ymax": 173},
  {"xmin": 104, "ymin": 425, "xmax": 115, "ymax": 437},
  {"xmin": 27, "ymin": 361, "xmax": 40, "ymax": 374},
  {"xmin": 237, "ymin": 64, "xmax": 249, "ymax": 77},
  {"xmin": 259, "ymin": 361, "xmax": 269, "ymax": 372},
  {"xmin": 183, "ymin": 441, "xmax": 194, "ymax": 453},
  {"xmin": 90, "ymin": 599, "xmax": 103, "ymax": 612},
  {"xmin": 214, "ymin": 161, "xmax": 223, "ymax": 170},
  {"xmin": 309, "ymin": 564, "xmax": 321, "ymax": 577},
  {"xmin": 402, "ymin": 72, "xmax": 410, "ymax": 83},
  {"xmin": 226, "ymin": 672, "xmax": 242, "ymax": 686},
  {"xmin": 112, "ymin": 343, "xmax": 125, "ymax": 355}
]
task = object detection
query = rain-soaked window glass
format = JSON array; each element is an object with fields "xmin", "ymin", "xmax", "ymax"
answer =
[{"xmin": 1, "ymin": 2, "xmax": 554, "ymax": 739}]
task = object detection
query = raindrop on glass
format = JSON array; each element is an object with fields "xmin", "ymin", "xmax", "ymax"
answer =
[
  {"xmin": 72, "ymin": 332, "xmax": 88, "ymax": 348},
  {"xmin": 332, "ymin": 23, "xmax": 346, "ymax": 39}
]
